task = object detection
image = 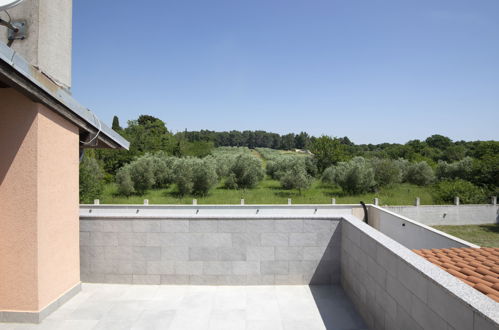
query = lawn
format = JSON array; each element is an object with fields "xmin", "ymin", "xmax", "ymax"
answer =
[
  {"xmin": 98, "ymin": 181, "xmax": 436, "ymax": 206},
  {"xmin": 432, "ymin": 224, "xmax": 499, "ymax": 248}
]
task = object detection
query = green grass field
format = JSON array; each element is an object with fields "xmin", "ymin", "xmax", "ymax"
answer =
[
  {"xmin": 432, "ymin": 224, "xmax": 499, "ymax": 248},
  {"xmin": 98, "ymin": 180, "xmax": 436, "ymax": 205}
]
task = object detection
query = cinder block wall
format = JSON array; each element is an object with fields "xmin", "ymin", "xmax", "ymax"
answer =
[
  {"xmin": 384, "ymin": 205, "xmax": 498, "ymax": 226},
  {"xmin": 341, "ymin": 217, "xmax": 498, "ymax": 330},
  {"xmin": 80, "ymin": 218, "xmax": 341, "ymax": 285},
  {"xmin": 368, "ymin": 206, "xmax": 476, "ymax": 250}
]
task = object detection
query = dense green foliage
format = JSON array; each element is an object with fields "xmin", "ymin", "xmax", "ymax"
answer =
[
  {"xmin": 79, "ymin": 153, "xmax": 105, "ymax": 203},
  {"xmin": 371, "ymin": 158, "xmax": 402, "ymax": 187},
  {"xmin": 80, "ymin": 115, "xmax": 497, "ymax": 204},
  {"xmin": 403, "ymin": 161, "xmax": 435, "ymax": 186},
  {"xmin": 225, "ymin": 154, "xmax": 265, "ymax": 189},
  {"xmin": 310, "ymin": 136, "xmax": 347, "ymax": 172},
  {"xmin": 433, "ymin": 179, "xmax": 486, "ymax": 204},
  {"xmin": 322, "ymin": 157, "xmax": 376, "ymax": 194}
]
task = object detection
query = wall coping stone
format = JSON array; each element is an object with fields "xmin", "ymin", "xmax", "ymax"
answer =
[
  {"xmin": 369, "ymin": 205, "xmax": 479, "ymax": 248},
  {"xmin": 342, "ymin": 214, "xmax": 499, "ymax": 325}
]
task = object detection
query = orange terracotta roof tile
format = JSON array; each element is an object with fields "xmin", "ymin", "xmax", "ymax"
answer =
[{"xmin": 413, "ymin": 247, "xmax": 499, "ymax": 303}]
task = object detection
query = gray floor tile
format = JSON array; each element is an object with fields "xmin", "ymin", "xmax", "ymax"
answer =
[{"xmin": 0, "ymin": 284, "xmax": 367, "ymax": 330}]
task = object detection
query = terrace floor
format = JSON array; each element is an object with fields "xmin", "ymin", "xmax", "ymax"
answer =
[{"xmin": 0, "ymin": 284, "xmax": 367, "ymax": 330}]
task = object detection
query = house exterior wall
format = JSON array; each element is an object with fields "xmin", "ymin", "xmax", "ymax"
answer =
[
  {"xmin": 0, "ymin": 88, "xmax": 80, "ymax": 314},
  {"xmin": 36, "ymin": 105, "xmax": 80, "ymax": 310},
  {"xmin": 0, "ymin": 89, "xmax": 39, "ymax": 311}
]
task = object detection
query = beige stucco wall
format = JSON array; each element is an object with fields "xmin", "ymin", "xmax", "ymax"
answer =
[
  {"xmin": 0, "ymin": 89, "xmax": 39, "ymax": 311},
  {"xmin": 0, "ymin": 0, "xmax": 73, "ymax": 88},
  {"xmin": 0, "ymin": 88, "xmax": 79, "ymax": 312}
]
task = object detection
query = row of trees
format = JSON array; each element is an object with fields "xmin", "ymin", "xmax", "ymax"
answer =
[
  {"xmin": 319, "ymin": 156, "xmax": 490, "ymax": 204},
  {"xmin": 114, "ymin": 148, "xmax": 265, "ymax": 197},
  {"xmin": 79, "ymin": 114, "xmax": 498, "ymax": 203}
]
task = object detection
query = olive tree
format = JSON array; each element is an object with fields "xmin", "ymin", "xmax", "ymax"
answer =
[
  {"xmin": 404, "ymin": 161, "xmax": 435, "ymax": 186},
  {"xmin": 79, "ymin": 155, "xmax": 105, "ymax": 203},
  {"xmin": 328, "ymin": 157, "xmax": 376, "ymax": 194},
  {"xmin": 225, "ymin": 154, "xmax": 264, "ymax": 189}
]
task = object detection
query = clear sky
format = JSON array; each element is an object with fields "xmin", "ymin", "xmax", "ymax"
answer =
[{"xmin": 72, "ymin": 0, "xmax": 499, "ymax": 144}]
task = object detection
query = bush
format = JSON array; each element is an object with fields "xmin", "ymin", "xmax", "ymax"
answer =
[
  {"xmin": 433, "ymin": 179, "xmax": 486, "ymax": 204},
  {"xmin": 191, "ymin": 158, "xmax": 218, "ymax": 195},
  {"xmin": 404, "ymin": 161, "xmax": 435, "ymax": 186},
  {"xmin": 170, "ymin": 157, "xmax": 219, "ymax": 196},
  {"xmin": 370, "ymin": 158, "xmax": 402, "ymax": 187},
  {"xmin": 172, "ymin": 158, "xmax": 195, "ymax": 196},
  {"xmin": 79, "ymin": 155, "xmax": 105, "ymax": 203},
  {"xmin": 128, "ymin": 157, "xmax": 156, "ymax": 193},
  {"xmin": 142, "ymin": 152, "xmax": 176, "ymax": 188},
  {"xmin": 279, "ymin": 160, "xmax": 313, "ymax": 191},
  {"xmin": 304, "ymin": 157, "xmax": 318, "ymax": 178},
  {"xmin": 321, "ymin": 166, "xmax": 336, "ymax": 186},
  {"xmin": 326, "ymin": 157, "xmax": 376, "ymax": 194},
  {"xmin": 225, "ymin": 154, "xmax": 264, "ymax": 189},
  {"xmin": 116, "ymin": 164, "xmax": 134, "ymax": 196},
  {"xmin": 436, "ymin": 157, "xmax": 474, "ymax": 182}
]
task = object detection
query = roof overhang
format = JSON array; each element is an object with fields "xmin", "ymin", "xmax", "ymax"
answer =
[{"xmin": 0, "ymin": 42, "xmax": 129, "ymax": 150}]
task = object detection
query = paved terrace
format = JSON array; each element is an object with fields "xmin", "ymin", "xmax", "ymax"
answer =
[{"xmin": 0, "ymin": 283, "xmax": 366, "ymax": 330}]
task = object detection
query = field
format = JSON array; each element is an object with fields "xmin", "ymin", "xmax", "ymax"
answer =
[
  {"xmin": 432, "ymin": 224, "xmax": 499, "ymax": 248},
  {"xmin": 100, "ymin": 181, "xmax": 435, "ymax": 205}
]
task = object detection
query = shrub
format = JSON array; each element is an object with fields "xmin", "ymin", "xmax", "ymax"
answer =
[
  {"xmin": 79, "ymin": 156, "xmax": 105, "ymax": 203},
  {"xmin": 329, "ymin": 157, "xmax": 376, "ymax": 194},
  {"xmin": 128, "ymin": 157, "xmax": 156, "ymax": 193},
  {"xmin": 142, "ymin": 152, "xmax": 176, "ymax": 188},
  {"xmin": 116, "ymin": 164, "xmax": 134, "ymax": 196},
  {"xmin": 404, "ymin": 161, "xmax": 435, "ymax": 186},
  {"xmin": 172, "ymin": 158, "xmax": 195, "ymax": 196},
  {"xmin": 304, "ymin": 157, "xmax": 318, "ymax": 178},
  {"xmin": 266, "ymin": 160, "xmax": 279, "ymax": 179},
  {"xmin": 436, "ymin": 157, "xmax": 474, "ymax": 182},
  {"xmin": 433, "ymin": 179, "xmax": 486, "ymax": 204},
  {"xmin": 370, "ymin": 158, "xmax": 402, "ymax": 187},
  {"xmin": 191, "ymin": 158, "xmax": 218, "ymax": 195},
  {"xmin": 225, "ymin": 154, "xmax": 264, "ymax": 189},
  {"xmin": 279, "ymin": 160, "xmax": 313, "ymax": 192},
  {"xmin": 170, "ymin": 157, "xmax": 219, "ymax": 196},
  {"xmin": 321, "ymin": 166, "xmax": 336, "ymax": 186}
]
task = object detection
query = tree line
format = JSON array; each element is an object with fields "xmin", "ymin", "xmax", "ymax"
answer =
[{"xmin": 79, "ymin": 114, "xmax": 498, "ymax": 204}]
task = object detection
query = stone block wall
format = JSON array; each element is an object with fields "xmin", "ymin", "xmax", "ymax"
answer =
[
  {"xmin": 80, "ymin": 218, "xmax": 341, "ymax": 285},
  {"xmin": 341, "ymin": 216, "xmax": 498, "ymax": 330}
]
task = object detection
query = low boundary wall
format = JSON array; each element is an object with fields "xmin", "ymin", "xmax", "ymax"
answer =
[
  {"xmin": 368, "ymin": 205, "xmax": 478, "ymax": 250},
  {"xmin": 384, "ymin": 204, "xmax": 498, "ymax": 226},
  {"xmin": 341, "ymin": 215, "xmax": 498, "ymax": 330},
  {"xmin": 80, "ymin": 206, "xmax": 346, "ymax": 285}
]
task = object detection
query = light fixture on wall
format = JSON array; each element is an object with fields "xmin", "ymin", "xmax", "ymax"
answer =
[{"xmin": 0, "ymin": 0, "xmax": 26, "ymax": 45}]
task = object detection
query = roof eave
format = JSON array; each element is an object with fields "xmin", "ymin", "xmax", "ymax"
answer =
[{"xmin": 0, "ymin": 42, "xmax": 129, "ymax": 150}]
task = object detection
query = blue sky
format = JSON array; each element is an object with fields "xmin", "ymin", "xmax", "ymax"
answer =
[{"xmin": 72, "ymin": 0, "xmax": 499, "ymax": 144}]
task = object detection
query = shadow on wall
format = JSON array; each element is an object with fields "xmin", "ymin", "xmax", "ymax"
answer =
[
  {"xmin": 311, "ymin": 222, "xmax": 342, "ymax": 284},
  {"xmin": 0, "ymin": 89, "xmax": 37, "ymax": 185},
  {"xmin": 309, "ymin": 285, "xmax": 367, "ymax": 329}
]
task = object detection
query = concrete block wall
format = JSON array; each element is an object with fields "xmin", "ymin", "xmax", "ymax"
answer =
[
  {"xmin": 368, "ymin": 206, "xmax": 477, "ymax": 250},
  {"xmin": 341, "ymin": 215, "xmax": 499, "ymax": 330},
  {"xmin": 80, "ymin": 218, "xmax": 341, "ymax": 285},
  {"xmin": 384, "ymin": 205, "xmax": 498, "ymax": 226}
]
